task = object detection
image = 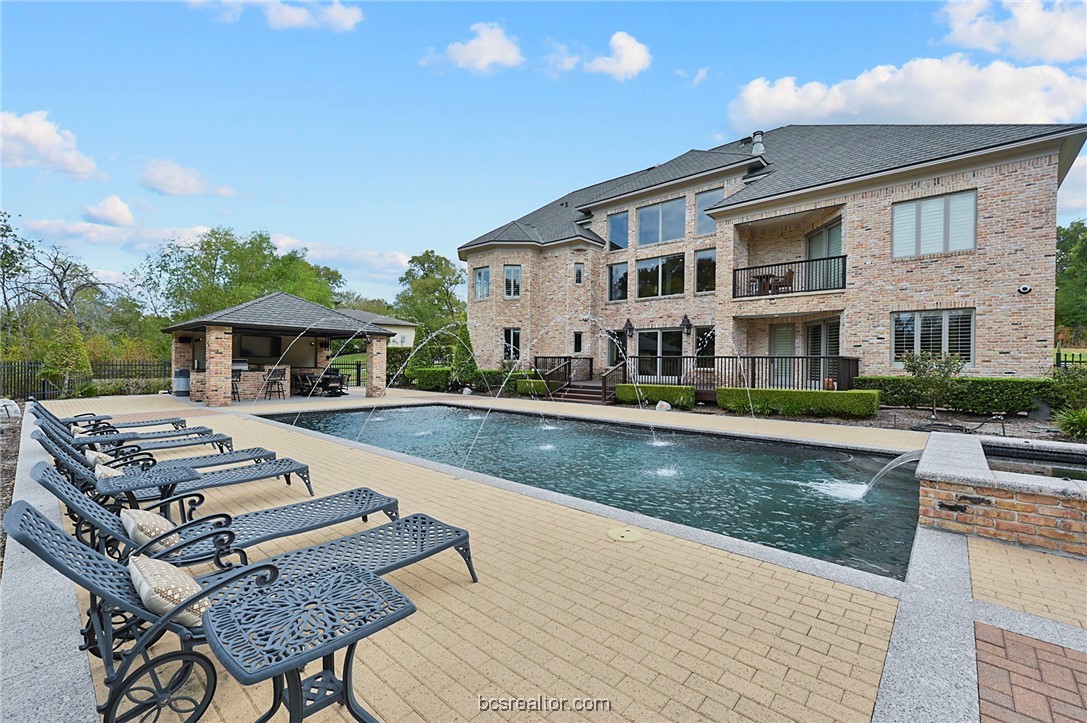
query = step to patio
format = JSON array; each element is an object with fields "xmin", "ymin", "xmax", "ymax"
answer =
[{"xmin": 551, "ymin": 382, "xmax": 610, "ymax": 405}]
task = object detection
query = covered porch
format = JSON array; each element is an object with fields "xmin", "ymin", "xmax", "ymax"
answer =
[{"xmin": 163, "ymin": 292, "xmax": 395, "ymax": 407}]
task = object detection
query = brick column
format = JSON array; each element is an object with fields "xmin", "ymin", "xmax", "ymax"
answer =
[
  {"xmin": 171, "ymin": 333, "xmax": 193, "ymax": 373},
  {"xmin": 204, "ymin": 325, "xmax": 232, "ymax": 407},
  {"xmin": 366, "ymin": 335, "xmax": 387, "ymax": 398}
]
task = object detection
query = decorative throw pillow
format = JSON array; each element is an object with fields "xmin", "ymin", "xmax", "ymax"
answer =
[
  {"xmin": 120, "ymin": 509, "xmax": 182, "ymax": 553},
  {"xmin": 95, "ymin": 464, "xmax": 124, "ymax": 479},
  {"xmin": 85, "ymin": 450, "xmax": 116, "ymax": 466},
  {"xmin": 128, "ymin": 555, "xmax": 210, "ymax": 627}
]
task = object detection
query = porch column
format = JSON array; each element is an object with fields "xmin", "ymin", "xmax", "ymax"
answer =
[
  {"xmin": 366, "ymin": 335, "xmax": 387, "ymax": 398},
  {"xmin": 204, "ymin": 325, "xmax": 232, "ymax": 407},
  {"xmin": 171, "ymin": 333, "xmax": 192, "ymax": 375}
]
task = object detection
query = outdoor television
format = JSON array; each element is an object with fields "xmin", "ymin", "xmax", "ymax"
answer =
[{"xmin": 239, "ymin": 335, "xmax": 281, "ymax": 358}]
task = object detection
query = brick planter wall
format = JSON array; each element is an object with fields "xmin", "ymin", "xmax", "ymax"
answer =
[{"xmin": 919, "ymin": 481, "xmax": 1087, "ymax": 557}]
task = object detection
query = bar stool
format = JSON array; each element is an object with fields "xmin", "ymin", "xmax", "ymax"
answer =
[
  {"xmin": 263, "ymin": 367, "xmax": 286, "ymax": 399},
  {"xmin": 231, "ymin": 370, "xmax": 241, "ymax": 402}
]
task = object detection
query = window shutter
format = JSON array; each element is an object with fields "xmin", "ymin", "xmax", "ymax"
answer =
[
  {"xmin": 947, "ymin": 310, "xmax": 973, "ymax": 362},
  {"xmin": 892, "ymin": 204, "xmax": 916, "ymax": 257},
  {"xmin": 947, "ymin": 192, "xmax": 976, "ymax": 252},
  {"xmin": 918, "ymin": 198, "xmax": 944, "ymax": 255}
]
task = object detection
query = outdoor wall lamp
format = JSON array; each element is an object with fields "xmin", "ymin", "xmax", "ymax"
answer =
[
  {"xmin": 623, "ymin": 319, "xmax": 635, "ymax": 338},
  {"xmin": 680, "ymin": 315, "xmax": 693, "ymax": 336}
]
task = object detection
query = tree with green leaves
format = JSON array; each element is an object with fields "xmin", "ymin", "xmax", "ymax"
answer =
[
  {"xmin": 1056, "ymin": 219, "xmax": 1087, "ymax": 346},
  {"xmin": 902, "ymin": 351, "xmax": 967, "ymax": 420},
  {"xmin": 334, "ymin": 291, "xmax": 396, "ymax": 316},
  {"xmin": 449, "ymin": 321, "xmax": 481, "ymax": 389},
  {"xmin": 39, "ymin": 312, "xmax": 93, "ymax": 392},
  {"xmin": 393, "ymin": 250, "xmax": 466, "ymax": 331},
  {"xmin": 132, "ymin": 227, "xmax": 340, "ymax": 320}
]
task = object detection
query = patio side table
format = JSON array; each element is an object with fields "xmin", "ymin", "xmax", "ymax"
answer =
[{"xmin": 203, "ymin": 563, "xmax": 416, "ymax": 723}]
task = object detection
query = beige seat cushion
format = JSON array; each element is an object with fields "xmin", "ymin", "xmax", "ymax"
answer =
[
  {"xmin": 128, "ymin": 555, "xmax": 209, "ymax": 627},
  {"xmin": 85, "ymin": 450, "xmax": 116, "ymax": 466},
  {"xmin": 95, "ymin": 464, "xmax": 125, "ymax": 479},
  {"xmin": 120, "ymin": 509, "xmax": 182, "ymax": 553}
]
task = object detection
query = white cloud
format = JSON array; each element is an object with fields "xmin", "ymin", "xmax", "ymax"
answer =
[
  {"xmin": 271, "ymin": 234, "xmax": 409, "ymax": 282},
  {"xmin": 941, "ymin": 1, "xmax": 1086, "ymax": 64},
  {"xmin": 728, "ymin": 54, "xmax": 1086, "ymax": 130},
  {"xmin": 188, "ymin": 1, "xmax": 363, "ymax": 32},
  {"xmin": 544, "ymin": 40, "xmax": 580, "ymax": 76},
  {"xmin": 24, "ymin": 219, "xmax": 210, "ymax": 253},
  {"xmin": 93, "ymin": 268, "xmax": 126, "ymax": 285},
  {"xmin": 83, "ymin": 195, "xmax": 135, "ymax": 227},
  {"xmin": 1059, "ymin": 154, "xmax": 1087, "ymax": 221},
  {"xmin": 440, "ymin": 22, "xmax": 524, "ymax": 73},
  {"xmin": 141, "ymin": 159, "xmax": 235, "ymax": 197},
  {"xmin": 1, "ymin": 110, "xmax": 102, "ymax": 180},
  {"xmin": 691, "ymin": 67, "xmax": 710, "ymax": 87},
  {"xmin": 584, "ymin": 32, "xmax": 652, "ymax": 82}
]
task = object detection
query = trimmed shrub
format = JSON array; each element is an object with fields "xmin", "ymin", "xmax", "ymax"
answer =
[
  {"xmin": 517, "ymin": 379, "xmax": 550, "ymax": 396},
  {"xmin": 1055, "ymin": 407, "xmax": 1087, "ymax": 441},
  {"xmin": 386, "ymin": 347, "xmax": 412, "ymax": 378},
  {"xmin": 406, "ymin": 366, "xmax": 450, "ymax": 391},
  {"xmin": 716, "ymin": 388, "xmax": 880, "ymax": 418},
  {"xmin": 615, "ymin": 384, "xmax": 695, "ymax": 410},
  {"xmin": 1048, "ymin": 366, "xmax": 1087, "ymax": 410},
  {"xmin": 854, "ymin": 376, "xmax": 1051, "ymax": 415},
  {"xmin": 478, "ymin": 369, "xmax": 536, "ymax": 393}
]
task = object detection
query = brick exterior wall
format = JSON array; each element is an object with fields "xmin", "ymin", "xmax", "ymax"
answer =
[
  {"xmin": 464, "ymin": 148, "xmax": 1061, "ymax": 378},
  {"xmin": 171, "ymin": 333, "xmax": 193, "ymax": 375},
  {"xmin": 366, "ymin": 335, "xmax": 387, "ymax": 398},
  {"xmin": 919, "ymin": 481, "xmax": 1087, "ymax": 558},
  {"xmin": 204, "ymin": 325, "xmax": 232, "ymax": 407}
]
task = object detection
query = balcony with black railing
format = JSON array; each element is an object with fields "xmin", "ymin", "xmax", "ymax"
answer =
[{"xmin": 732, "ymin": 256, "xmax": 847, "ymax": 299}]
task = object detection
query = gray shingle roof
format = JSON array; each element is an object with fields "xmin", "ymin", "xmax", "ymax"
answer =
[
  {"xmin": 335, "ymin": 308, "xmax": 417, "ymax": 327},
  {"xmin": 162, "ymin": 292, "xmax": 395, "ymax": 337},
  {"xmin": 458, "ymin": 123, "xmax": 1085, "ymax": 254},
  {"xmin": 708, "ymin": 124, "xmax": 1086, "ymax": 210}
]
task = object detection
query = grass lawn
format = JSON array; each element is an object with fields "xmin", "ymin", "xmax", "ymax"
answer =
[
  {"xmin": 330, "ymin": 352, "xmax": 368, "ymax": 365},
  {"xmin": 1057, "ymin": 348, "xmax": 1087, "ymax": 358}
]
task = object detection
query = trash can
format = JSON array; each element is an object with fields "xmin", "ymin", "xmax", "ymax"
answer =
[{"xmin": 173, "ymin": 369, "xmax": 190, "ymax": 397}]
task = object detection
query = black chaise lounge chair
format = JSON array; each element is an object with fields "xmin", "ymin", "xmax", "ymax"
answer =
[
  {"xmin": 28, "ymin": 397, "xmax": 188, "ymax": 431},
  {"xmin": 33, "ymin": 462, "xmax": 399, "ymax": 566},
  {"xmin": 34, "ymin": 414, "xmax": 233, "ymax": 454}
]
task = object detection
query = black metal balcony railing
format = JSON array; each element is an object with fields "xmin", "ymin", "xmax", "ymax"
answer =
[
  {"xmin": 625, "ymin": 355, "xmax": 860, "ymax": 399},
  {"xmin": 732, "ymin": 256, "xmax": 847, "ymax": 299}
]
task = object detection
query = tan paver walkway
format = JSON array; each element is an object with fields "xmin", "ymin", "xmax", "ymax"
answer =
[
  {"xmin": 48, "ymin": 396, "xmax": 899, "ymax": 722},
  {"xmin": 969, "ymin": 537, "xmax": 1087, "ymax": 630}
]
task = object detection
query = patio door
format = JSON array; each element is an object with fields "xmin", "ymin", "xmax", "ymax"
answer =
[
  {"xmin": 806, "ymin": 221, "xmax": 843, "ymax": 290},
  {"xmin": 769, "ymin": 324, "xmax": 795, "ymax": 388},
  {"xmin": 607, "ymin": 331, "xmax": 627, "ymax": 367},
  {"xmin": 805, "ymin": 318, "xmax": 841, "ymax": 388},
  {"xmin": 637, "ymin": 330, "xmax": 683, "ymax": 380}
]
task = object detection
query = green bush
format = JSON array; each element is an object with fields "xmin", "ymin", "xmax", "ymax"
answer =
[
  {"xmin": 716, "ymin": 388, "xmax": 880, "ymax": 418},
  {"xmin": 1055, "ymin": 407, "xmax": 1087, "ymax": 440},
  {"xmin": 1048, "ymin": 366, "xmax": 1087, "ymax": 410},
  {"xmin": 386, "ymin": 346, "xmax": 412, "ymax": 378},
  {"xmin": 854, "ymin": 376, "xmax": 1051, "ymax": 415},
  {"xmin": 517, "ymin": 379, "xmax": 550, "ymax": 396},
  {"xmin": 406, "ymin": 366, "xmax": 451, "ymax": 391},
  {"xmin": 614, "ymin": 384, "xmax": 695, "ymax": 410},
  {"xmin": 477, "ymin": 369, "xmax": 536, "ymax": 393}
]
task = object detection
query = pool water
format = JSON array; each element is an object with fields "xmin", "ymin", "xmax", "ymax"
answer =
[{"xmin": 279, "ymin": 405, "xmax": 920, "ymax": 579}]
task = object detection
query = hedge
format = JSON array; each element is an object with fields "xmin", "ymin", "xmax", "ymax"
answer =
[
  {"xmin": 476, "ymin": 369, "xmax": 536, "ymax": 393},
  {"xmin": 614, "ymin": 384, "xmax": 695, "ymax": 410},
  {"xmin": 386, "ymin": 346, "xmax": 412, "ymax": 378},
  {"xmin": 853, "ymin": 376, "xmax": 1052, "ymax": 415},
  {"xmin": 406, "ymin": 366, "xmax": 450, "ymax": 391},
  {"xmin": 517, "ymin": 379, "xmax": 550, "ymax": 396},
  {"xmin": 716, "ymin": 388, "xmax": 880, "ymax": 418}
]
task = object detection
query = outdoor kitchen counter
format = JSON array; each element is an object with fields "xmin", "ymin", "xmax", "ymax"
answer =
[{"xmin": 189, "ymin": 365, "xmax": 291, "ymax": 402}]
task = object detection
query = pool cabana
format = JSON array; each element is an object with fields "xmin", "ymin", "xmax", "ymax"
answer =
[{"xmin": 163, "ymin": 292, "xmax": 395, "ymax": 406}]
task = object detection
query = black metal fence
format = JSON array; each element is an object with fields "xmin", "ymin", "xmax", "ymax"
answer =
[
  {"xmin": 327, "ymin": 360, "xmax": 366, "ymax": 386},
  {"xmin": 0, "ymin": 360, "xmax": 171, "ymax": 400},
  {"xmin": 732, "ymin": 256, "xmax": 847, "ymax": 298},
  {"xmin": 625, "ymin": 355, "xmax": 861, "ymax": 400},
  {"xmin": 1055, "ymin": 352, "xmax": 1087, "ymax": 368}
]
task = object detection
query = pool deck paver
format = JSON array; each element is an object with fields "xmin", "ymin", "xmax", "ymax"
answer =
[{"xmin": 5, "ymin": 392, "xmax": 1086, "ymax": 722}]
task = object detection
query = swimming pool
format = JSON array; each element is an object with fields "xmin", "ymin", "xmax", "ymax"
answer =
[{"xmin": 277, "ymin": 405, "xmax": 920, "ymax": 579}]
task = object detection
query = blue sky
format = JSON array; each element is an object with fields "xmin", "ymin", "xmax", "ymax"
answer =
[{"xmin": 3, "ymin": 1, "xmax": 1085, "ymax": 300}]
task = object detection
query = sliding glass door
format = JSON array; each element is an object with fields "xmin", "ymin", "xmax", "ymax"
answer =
[{"xmin": 636, "ymin": 330, "xmax": 683, "ymax": 380}]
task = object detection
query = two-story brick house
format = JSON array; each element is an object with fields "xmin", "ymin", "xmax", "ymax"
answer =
[{"xmin": 458, "ymin": 125, "xmax": 1086, "ymax": 395}]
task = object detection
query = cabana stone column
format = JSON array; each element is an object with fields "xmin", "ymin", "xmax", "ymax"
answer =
[
  {"xmin": 366, "ymin": 335, "xmax": 387, "ymax": 398},
  {"xmin": 171, "ymin": 333, "xmax": 192, "ymax": 375},
  {"xmin": 205, "ymin": 325, "xmax": 233, "ymax": 407}
]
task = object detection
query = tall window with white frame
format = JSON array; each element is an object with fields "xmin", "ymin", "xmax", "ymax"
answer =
[
  {"xmin": 695, "ymin": 249, "xmax": 716, "ymax": 292},
  {"xmin": 473, "ymin": 267, "xmax": 489, "ymax": 300},
  {"xmin": 892, "ymin": 309, "xmax": 974, "ymax": 365},
  {"xmin": 574, "ymin": 262, "xmax": 584, "ymax": 285},
  {"xmin": 695, "ymin": 189, "xmax": 723, "ymax": 235},
  {"xmin": 503, "ymin": 328, "xmax": 521, "ymax": 361},
  {"xmin": 504, "ymin": 265, "xmax": 521, "ymax": 299},
  {"xmin": 637, "ymin": 198, "xmax": 686, "ymax": 246},
  {"xmin": 608, "ymin": 212, "xmax": 629, "ymax": 251},
  {"xmin": 608, "ymin": 263, "xmax": 628, "ymax": 301},
  {"xmin": 892, "ymin": 190, "xmax": 976, "ymax": 257},
  {"xmin": 637, "ymin": 254, "xmax": 685, "ymax": 298}
]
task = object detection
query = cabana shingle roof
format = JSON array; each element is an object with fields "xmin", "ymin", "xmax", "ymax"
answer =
[{"xmin": 162, "ymin": 292, "xmax": 395, "ymax": 337}]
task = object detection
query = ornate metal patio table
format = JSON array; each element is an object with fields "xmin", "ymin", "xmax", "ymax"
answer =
[{"xmin": 203, "ymin": 563, "xmax": 416, "ymax": 722}]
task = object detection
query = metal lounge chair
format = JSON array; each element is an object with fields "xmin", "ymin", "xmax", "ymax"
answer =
[
  {"xmin": 32, "ymin": 462, "xmax": 399, "ymax": 567},
  {"xmin": 35, "ymin": 415, "xmax": 233, "ymax": 454},
  {"xmin": 27, "ymin": 397, "xmax": 188, "ymax": 431}
]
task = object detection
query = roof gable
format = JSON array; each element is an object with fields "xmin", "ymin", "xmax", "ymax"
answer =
[{"xmin": 162, "ymin": 292, "xmax": 395, "ymax": 336}]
